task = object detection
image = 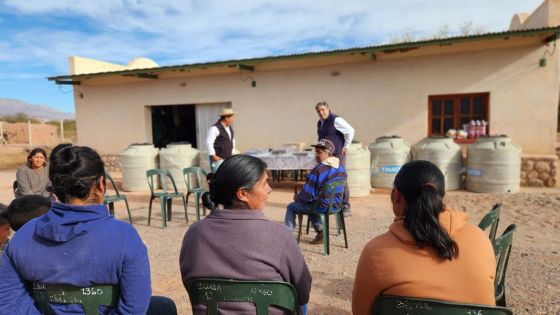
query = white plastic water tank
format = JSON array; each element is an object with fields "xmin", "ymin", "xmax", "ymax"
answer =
[
  {"xmin": 413, "ymin": 137, "xmax": 462, "ymax": 190},
  {"xmin": 199, "ymin": 151, "xmax": 211, "ymax": 174},
  {"xmin": 120, "ymin": 143, "xmax": 159, "ymax": 192},
  {"xmin": 345, "ymin": 142, "xmax": 371, "ymax": 197},
  {"xmin": 369, "ymin": 136, "xmax": 411, "ymax": 188},
  {"xmin": 159, "ymin": 143, "xmax": 200, "ymax": 190},
  {"xmin": 466, "ymin": 135, "xmax": 521, "ymax": 193}
]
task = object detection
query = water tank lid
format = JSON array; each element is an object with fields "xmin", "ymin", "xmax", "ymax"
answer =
[
  {"xmin": 168, "ymin": 141, "xmax": 191, "ymax": 145},
  {"xmin": 130, "ymin": 143, "xmax": 154, "ymax": 146},
  {"xmin": 376, "ymin": 135, "xmax": 402, "ymax": 140}
]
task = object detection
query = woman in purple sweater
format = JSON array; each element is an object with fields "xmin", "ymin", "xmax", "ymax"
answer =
[{"xmin": 180, "ymin": 154, "xmax": 312, "ymax": 314}]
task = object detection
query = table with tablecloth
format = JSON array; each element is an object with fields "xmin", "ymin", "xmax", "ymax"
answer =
[{"xmin": 246, "ymin": 151, "xmax": 317, "ymax": 181}]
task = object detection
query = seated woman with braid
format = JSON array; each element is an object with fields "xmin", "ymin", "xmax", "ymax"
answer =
[
  {"xmin": 0, "ymin": 145, "xmax": 153, "ymax": 314},
  {"xmin": 352, "ymin": 160, "xmax": 496, "ymax": 315},
  {"xmin": 180, "ymin": 154, "xmax": 312, "ymax": 314}
]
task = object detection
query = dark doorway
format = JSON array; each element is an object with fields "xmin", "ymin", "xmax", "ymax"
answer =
[{"xmin": 151, "ymin": 105, "xmax": 197, "ymax": 148}]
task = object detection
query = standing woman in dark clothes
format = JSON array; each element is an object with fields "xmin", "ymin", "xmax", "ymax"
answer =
[
  {"xmin": 15, "ymin": 147, "xmax": 52, "ymax": 198},
  {"xmin": 180, "ymin": 154, "xmax": 312, "ymax": 314}
]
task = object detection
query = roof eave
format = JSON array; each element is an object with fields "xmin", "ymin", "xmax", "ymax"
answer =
[{"xmin": 47, "ymin": 26, "xmax": 560, "ymax": 83}]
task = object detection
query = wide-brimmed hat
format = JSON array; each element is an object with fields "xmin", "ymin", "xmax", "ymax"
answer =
[
  {"xmin": 311, "ymin": 139, "xmax": 335, "ymax": 152},
  {"xmin": 219, "ymin": 108, "xmax": 236, "ymax": 117}
]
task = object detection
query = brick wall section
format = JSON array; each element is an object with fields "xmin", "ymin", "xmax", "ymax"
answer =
[
  {"xmin": 102, "ymin": 155, "xmax": 121, "ymax": 172},
  {"xmin": 521, "ymin": 154, "xmax": 557, "ymax": 187}
]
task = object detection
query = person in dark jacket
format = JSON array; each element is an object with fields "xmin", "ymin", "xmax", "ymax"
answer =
[
  {"xmin": 316, "ymin": 101, "xmax": 354, "ymax": 216},
  {"xmin": 180, "ymin": 154, "xmax": 312, "ymax": 314},
  {"xmin": 205, "ymin": 108, "xmax": 236, "ymax": 171},
  {"xmin": 0, "ymin": 145, "xmax": 152, "ymax": 315},
  {"xmin": 284, "ymin": 139, "xmax": 347, "ymax": 244}
]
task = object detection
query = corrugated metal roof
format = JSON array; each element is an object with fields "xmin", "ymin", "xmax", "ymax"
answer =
[{"xmin": 48, "ymin": 26, "xmax": 560, "ymax": 82}]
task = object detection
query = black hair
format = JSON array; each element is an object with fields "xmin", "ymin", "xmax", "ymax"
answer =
[
  {"xmin": 202, "ymin": 154, "xmax": 267, "ymax": 210},
  {"xmin": 0, "ymin": 204, "xmax": 8, "ymax": 226},
  {"xmin": 50, "ymin": 143, "xmax": 73, "ymax": 163},
  {"xmin": 27, "ymin": 147, "xmax": 48, "ymax": 168},
  {"xmin": 6, "ymin": 195, "xmax": 51, "ymax": 231},
  {"xmin": 49, "ymin": 146, "xmax": 105, "ymax": 203},
  {"xmin": 394, "ymin": 160, "xmax": 458, "ymax": 260}
]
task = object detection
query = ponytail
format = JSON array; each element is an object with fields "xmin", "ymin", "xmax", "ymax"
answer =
[
  {"xmin": 403, "ymin": 184, "xmax": 458, "ymax": 260},
  {"xmin": 202, "ymin": 173, "xmax": 218, "ymax": 211},
  {"xmin": 394, "ymin": 160, "xmax": 458, "ymax": 260}
]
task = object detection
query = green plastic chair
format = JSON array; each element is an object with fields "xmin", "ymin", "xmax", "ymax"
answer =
[
  {"xmin": 183, "ymin": 167, "xmax": 208, "ymax": 221},
  {"xmin": 103, "ymin": 172, "xmax": 132, "ymax": 224},
  {"xmin": 478, "ymin": 203, "xmax": 501, "ymax": 242},
  {"xmin": 29, "ymin": 282, "xmax": 118, "ymax": 315},
  {"xmin": 493, "ymin": 224, "xmax": 516, "ymax": 307},
  {"xmin": 185, "ymin": 278, "xmax": 299, "ymax": 315},
  {"xmin": 296, "ymin": 179, "xmax": 348, "ymax": 255},
  {"xmin": 372, "ymin": 295, "xmax": 512, "ymax": 314},
  {"xmin": 146, "ymin": 168, "xmax": 188, "ymax": 228}
]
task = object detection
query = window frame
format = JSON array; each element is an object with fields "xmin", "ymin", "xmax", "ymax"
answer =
[{"xmin": 428, "ymin": 92, "xmax": 490, "ymax": 142}]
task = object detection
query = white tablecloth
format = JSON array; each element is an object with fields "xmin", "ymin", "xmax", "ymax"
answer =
[{"xmin": 249, "ymin": 152, "xmax": 317, "ymax": 170}]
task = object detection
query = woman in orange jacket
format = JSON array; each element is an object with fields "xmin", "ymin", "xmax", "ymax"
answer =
[{"xmin": 352, "ymin": 160, "xmax": 496, "ymax": 314}]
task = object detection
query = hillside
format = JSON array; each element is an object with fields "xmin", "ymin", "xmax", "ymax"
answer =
[{"xmin": 0, "ymin": 98, "xmax": 74, "ymax": 121}]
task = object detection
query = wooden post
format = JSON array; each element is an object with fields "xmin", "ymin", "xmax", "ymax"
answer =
[
  {"xmin": 28, "ymin": 120, "xmax": 32, "ymax": 146},
  {"xmin": 0, "ymin": 121, "xmax": 4, "ymax": 145},
  {"xmin": 60, "ymin": 119, "xmax": 64, "ymax": 141}
]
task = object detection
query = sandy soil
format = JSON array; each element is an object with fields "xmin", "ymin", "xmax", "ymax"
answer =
[{"xmin": 0, "ymin": 170, "xmax": 558, "ymax": 315}]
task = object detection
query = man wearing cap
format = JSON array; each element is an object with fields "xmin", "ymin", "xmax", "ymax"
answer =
[
  {"xmin": 284, "ymin": 139, "xmax": 347, "ymax": 244},
  {"xmin": 206, "ymin": 108, "xmax": 236, "ymax": 171},
  {"xmin": 315, "ymin": 101, "xmax": 354, "ymax": 216}
]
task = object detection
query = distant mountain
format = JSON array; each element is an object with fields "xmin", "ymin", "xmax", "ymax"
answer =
[{"xmin": 0, "ymin": 98, "xmax": 74, "ymax": 121}]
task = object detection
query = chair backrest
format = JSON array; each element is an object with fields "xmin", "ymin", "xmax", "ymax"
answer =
[
  {"xmin": 313, "ymin": 179, "xmax": 346, "ymax": 213},
  {"xmin": 13, "ymin": 180, "xmax": 18, "ymax": 197},
  {"xmin": 183, "ymin": 167, "xmax": 208, "ymax": 191},
  {"xmin": 372, "ymin": 295, "xmax": 513, "ymax": 315},
  {"xmin": 478, "ymin": 203, "xmax": 501, "ymax": 241},
  {"xmin": 146, "ymin": 168, "xmax": 179, "ymax": 193},
  {"xmin": 29, "ymin": 282, "xmax": 119, "ymax": 315},
  {"xmin": 104, "ymin": 171, "xmax": 121, "ymax": 196},
  {"xmin": 186, "ymin": 278, "xmax": 298, "ymax": 315},
  {"xmin": 493, "ymin": 224, "xmax": 516, "ymax": 305}
]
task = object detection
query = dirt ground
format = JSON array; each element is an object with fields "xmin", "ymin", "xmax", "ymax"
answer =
[{"xmin": 0, "ymin": 169, "xmax": 558, "ymax": 315}]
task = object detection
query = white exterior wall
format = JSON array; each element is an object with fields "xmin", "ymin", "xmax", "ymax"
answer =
[{"xmin": 74, "ymin": 43, "xmax": 559, "ymax": 155}]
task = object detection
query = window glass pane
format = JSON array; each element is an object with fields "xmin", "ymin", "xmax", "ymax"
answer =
[
  {"xmin": 432, "ymin": 100, "xmax": 442, "ymax": 115},
  {"xmin": 473, "ymin": 96, "xmax": 484, "ymax": 114},
  {"xmin": 432, "ymin": 118, "xmax": 441, "ymax": 134},
  {"xmin": 444, "ymin": 118, "xmax": 454, "ymax": 132},
  {"xmin": 444, "ymin": 99, "xmax": 454, "ymax": 115},
  {"xmin": 460, "ymin": 97, "xmax": 470, "ymax": 114},
  {"xmin": 460, "ymin": 117, "xmax": 471, "ymax": 127}
]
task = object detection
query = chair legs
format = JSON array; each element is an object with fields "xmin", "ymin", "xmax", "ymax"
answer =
[
  {"xmin": 148, "ymin": 196, "xmax": 154, "ymax": 226},
  {"xmin": 107, "ymin": 202, "xmax": 115, "ymax": 216},
  {"xmin": 182, "ymin": 196, "xmax": 188, "ymax": 223},
  {"xmin": 300, "ymin": 211, "xmax": 348, "ymax": 255},
  {"xmin": 123, "ymin": 197, "xmax": 133, "ymax": 224},
  {"xmin": 296, "ymin": 213, "xmax": 304, "ymax": 244},
  {"xmin": 160, "ymin": 198, "xmax": 167, "ymax": 228}
]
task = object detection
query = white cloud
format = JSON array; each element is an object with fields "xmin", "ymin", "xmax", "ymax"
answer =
[{"xmin": 0, "ymin": 0, "xmax": 546, "ymax": 74}]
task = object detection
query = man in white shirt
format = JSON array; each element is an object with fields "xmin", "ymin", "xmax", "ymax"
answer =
[
  {"xmin": 316, "ymin": 101, "xmax": 355, "ymax": 215},
  {"xmin": 205, "ymin": 108, "xmax": 236, "ymax": 172}
]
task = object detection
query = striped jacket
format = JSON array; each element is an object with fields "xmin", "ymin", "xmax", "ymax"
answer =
[{"xmin": 295, "ymin": 156, "xmax": 347, "ymax": 213}]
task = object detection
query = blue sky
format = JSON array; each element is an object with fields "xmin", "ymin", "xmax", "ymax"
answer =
[{"xmin": 0, "ymin": 0, "xmax": 544, "ymax": 113}]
